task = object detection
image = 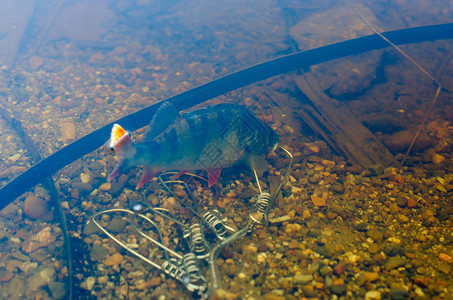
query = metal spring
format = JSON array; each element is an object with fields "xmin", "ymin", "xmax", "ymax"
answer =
[
  {"xmin": 202, "ymin": 210, "xmax": 228, "ymax": 240},
  {"xmin": 255, "ymin": 192, "xmax": 271, "ymax": 215},
  {"xmin": 249, "ymin": 192, "xmax": 271, "ymax": 225},
  {"xmin": 187, "ymin": 222, "xmax": 210, "ymax": 259},
  {"xmin": 181, "ymin": 253, "xmax": 207, "ymax": 293},
  {"xmin": 161, "ymin": 258, "xmax": 186, "ymax": 282}
]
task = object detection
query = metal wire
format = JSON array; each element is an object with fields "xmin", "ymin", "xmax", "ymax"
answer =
[
  {"xmin": 92, "ymin": 147, "xmax": 293, "ymax": 298},
  {"xmin": 185, "ymin": 222, "xmax": 211, "ymax": 259}
]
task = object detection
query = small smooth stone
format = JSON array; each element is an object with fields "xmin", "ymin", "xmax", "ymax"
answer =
[
  {"xmin": 86, "ymin": 277, "xmax": 96, "ymax": 291},
  {"xmin": 328, "ymin": 284, "xmax": 346, "ymax": 295},
  {"xmin": 269, "ymin": 215, "xmax": 291, "ymax": 224},
  {"xmin": 294, "ymin": 274, "xmax": 313, "ymax": 284},
  {"xmin": 389, "ymin": 289, "xmax": 409, "ymax": 299},
  {"xmin": 0, "ymin": 203, "xmax": 19, "ymax": 218},
  {"xmin": 396, "ymin": 196, "xmax": 408, "ymax": 207},
  {"xmin": 61, "ymin": 122, "xmax": 76, "ymax": 143},
  {"xmin": 363, "ymin": 272, "xmax": 379, "ymax": 282},
  {"xmin": 99, "ymin": 182, "xmax": 111, "ymax": 191},
  {"xmin": 104, "ymin": 253, "xmax": 123, "ymax": 266},
  {"xmin": 147, "ymin": 277, "xmax": 161, "ymax": 287},
  {"xmin": 80, "ymin": 173, "xmax": 90, "ymax": 184},
  {"xmin": 90, "ymin": 245, "xmax": 109, "ymax": 261},
  {"xmin": 432, "ymin": 153, "xmax": 445, "ymax": 164},
  {"xmin": 367, "ymin": 228, "xmax": 384, "ymax": 242},
  {"xmin": 71, "ymin": 182, "xmax": 93, "ymax": 193},
  {"xmin": 24, "ymin": 194, "xmax": 48, "ymax": 219},
  {"xmin": 107, "ymin": 218, "xmax": 127, "ymax": 233},
  {"xmin": 385, "ymin": 256, "xmax": 406, "ymax": 270},
  {"xmin": 368, "ymin": 243, "xmax": 380, "ymax": 254},
  {"xmin": 365, "ymin": 290, "xmax": 381, "ymax": 300},
  {"xmin": 311, "ymin": 195, "xmax": 326, "ymax": 207},
  {"xmin": 29, "ymin": 56, "xmax": 43, "ymax": 69},
  {"xmin": 8, "ymin": 153, "xmax": 21, "ymax": 162},
  {"xmin": 333, "ymin": 262, "xmax": 346, "ymax": 276}
]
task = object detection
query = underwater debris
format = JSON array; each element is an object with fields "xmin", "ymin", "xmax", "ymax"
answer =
[{"xmin": 92, "ymin": 146, "xmax": 292, "ymax": 298}]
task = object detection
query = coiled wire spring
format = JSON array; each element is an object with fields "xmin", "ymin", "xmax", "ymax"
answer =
[
  {"xmin": 91, "ymin": 146, "xmax": 292, "ymax": 298},
  {"xmin": 185, "ymin": 222, "xmax": 210, "ymax": 259}
]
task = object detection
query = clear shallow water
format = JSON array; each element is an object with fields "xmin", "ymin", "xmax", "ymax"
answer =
[{"xmin": 0, "ymin": 0, "xmax": 452, "ymax": 299}]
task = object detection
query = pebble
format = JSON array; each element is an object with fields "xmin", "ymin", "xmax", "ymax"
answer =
[
  {"xmin": 24, "ymin": 194, "xmax": 48, "ymax": 219},
  {"xmin": 269, "ymin": 215, "xmax": 291, "ymax": 224},
  {"xmin": 365, "ymin": 290, "xmax": 381, "ymax": 300},
  {"xmin": 12, "ymin": 251, "xmax": 29, "ymax": 261},
  {"xmin": 83, "ymin": 221, "xmax": 100, "ymax": 235},
  {"xmin": 328, "ymin": 284, "xmax": 346, "ymax": 295},
  {"xmin": 48, "ymin": 281, "xmax": 67, "ymax": 299},
  {"xmin": 293, "ymin": 274, "xmax": 313, "ymax": 284},
  {"xmin": 104, "ymin": 253, "xmax": 124, "ymax": 266},
  {"xmin": 326, "ymin": 212, "xmax": 338, "ymax": 220},
  {"xmin": 146, "ymin": 277, "xmax": 161, "ymax": 288},
  {"xmin": 355, "ymin": 222, "xmax": 367, "ymax": 232},
  {"xmin": 367, "ymin": 228, "xmax": 384, "ymax": 242},
  {"xmin": 22, "ymin": 227, "xmax": 57, "ymax": 253},
  {"xmin": 395, "ymin": 196, "xmax": 408, "ymax": 207},
  {"xmin": 0, "ymin": 203, "xmax": 19, "ymax": 218},
  {"xmin": 389, "ymin": 203, "xmax": 400, "ymax": 214},
  {"xmin": 398, "ymin": 214, "xmax": 409, "ymax": 222},
  {"xmin": 407, "ymin": 198, "xmax": 417, "ymax": 208},
  {"xmin": 29, "ymin": 56, "xmax": 44, "ymax": 69},
  {"xmin": 389, "ymin": 288, "xmax": 409, "ymax": 299},
  {"xmin": 432, "ymin": 153, "xmax": 445, "ymax": 164},
  {"xmin": 99, "ymin": 182, "xmax": 111, "ymax": 191},
  {"xmin": 439, "ymin": 253, "xmax": 452, "ymax": 262},
  {"xmin": 85, "ymin": 276, "xmax": 96, "ymax": 291},
  {"xmin": 72, "ymin": 182, "xmax": 93, "ymax": 194},
  {"xmin": 385, "ymin": 255, "xmax": 406, "ymax": 270},
  {"xmin": 363, "ymin": 272, "xmax": 379, "ymax": 282},
  {"xmin": 107, "ymin": 217, "xmax": 128, "ymax": 233},
  {"xmin": 90, "ymin": 245, "xmax": 109, "ymax": 261},
  {"xmin": 18, "ymin": 261, "xmax": 38, "ymax": 274},
  {"xmin": 333, "ymin": 262, "xmax": 346, "ymax": 276},
  {"xmin": 1, "ymin": 273, "xmax": 14, "ymax": 282},
  {"xmin": 285, "ymin": 223, "xmax": 302, "ymax": 235},
  {"xmin": 7, "ymin": 153, "xmax": 21, "ymax": 162},
  {"xmin": 61, "ymin": 121, "xmax": 76, "ymax": 143},
  {"xmin": 368, "ymin": 243, "xmax": 380, "ymax": 254},
  {"xmin": 437, "ymin": 261, "xmax": 451, "ymax": 274},
  {"xmin": 80, "ymin": 173, "xmax": 90, "ymax": 184},
  {"xmin": 27, "ymin": 267, "xmax": 56, "ymax": 292},
  {"xmin": 302, "ymin": 209, "xmax": 311, "ymax": 220},
  {"xmin": 311, "ymin": 195, "xmax": 326, "ymax": 207}
]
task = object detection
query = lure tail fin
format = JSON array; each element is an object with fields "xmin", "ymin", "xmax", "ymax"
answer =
[{"xmin": 107, "ymin": 124, "xmax": 136, "ymax": 181}]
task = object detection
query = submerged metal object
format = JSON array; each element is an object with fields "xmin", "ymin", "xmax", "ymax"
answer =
[{"xmin": 92, "ymin": 146, "xmax": 292, "ymax": 298}]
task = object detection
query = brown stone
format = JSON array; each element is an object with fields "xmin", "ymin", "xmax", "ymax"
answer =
[
  {"xmin": 432, "ymin": 153, "xmax": 445, "ymax": 165},
  {"xmin": 24, "ymin": 194, "xmax": 48, "ymax": 219},
  {"xmin": 61, "ymin": 122, "xmax": 76, "ymax": 143},
  {"xmin": 22, "ymin": 227, "xmax": 56, "ymax": 253},
  {"xmin": 146, "ymin": 277, "xmax": 161, "ymax": 287},
  {"xmin": 1, "ymin": 273, "xmax": 14, "ymax": 282},
  {"xmin": 326, "ymin": 212, "xmax": 338, "ymax": 220},
  {"xmin": 71, "ymin": 189, "xmax": 80, "ymax": 199},
  {"xmin": 104, "ymin": 253, "xmax": 123, "ymax": 266},
  {"xmin": 311, "ymin": 195, "xmax": 326, "ymax": 207},
  {"xmin": 407, "ymin": 198, "xmax": 417, "ymax": 208},
  {"xmin": 29, "ymin": 56, "xmax": 43, "ymax": 70}
]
